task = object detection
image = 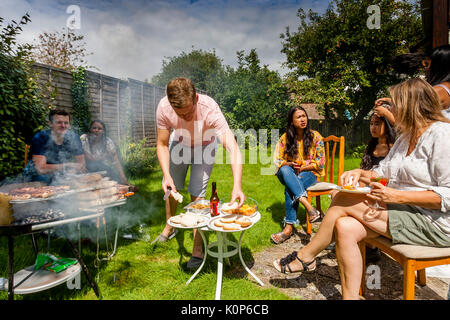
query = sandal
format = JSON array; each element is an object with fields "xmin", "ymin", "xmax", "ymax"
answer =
[
  {"xmin": 271, "ymin": 228, "xmax": 295, "ymax": 244},
  {"xmin": 273, "ymin": 251, "xmax": 316, "ymax": 274},
  {"xmin": 150, "ymin": 229, "xmax": 178, "ymax": 245},
  {"xmin": 308, "ymin": 208, "xmax": 321, "ymax": 223}
]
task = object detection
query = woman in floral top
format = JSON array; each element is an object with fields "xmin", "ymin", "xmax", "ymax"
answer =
[{"xmin": 271, "ymin": 106, "xmax": 325, "ymax": 244}]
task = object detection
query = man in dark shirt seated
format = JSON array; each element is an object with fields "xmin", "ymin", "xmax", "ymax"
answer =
[{"xmin": 24, "ymin": 108, "xmax": 86, "ymax": 184}]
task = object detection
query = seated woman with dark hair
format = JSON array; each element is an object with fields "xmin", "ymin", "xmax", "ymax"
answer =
[
  {"xmin": 271, "ymin": 106, "xmax": 325, "ymax": 244},
  {"xmin": 425, "ymin": 44, "xmax": 450, "ymax": 117},
  {"xmin": 80, "ymin": 120, "xmax": 137, "ymax": 191},
  {"xmin": 360, "ymin": 109, "xmax": 396, "ymax": 171},
  {"xmin": 359, "ymin": 107, "xmax": 397, "ymax": 263}
]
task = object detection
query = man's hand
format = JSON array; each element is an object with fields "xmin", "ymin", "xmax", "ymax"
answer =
[
  {"xmin": 230, "ymin": 187, "xmax": 245, "ymax": 208},
  {"xmin": 162, "ymin": 176, "xmax": 177, "ymax": 194}
]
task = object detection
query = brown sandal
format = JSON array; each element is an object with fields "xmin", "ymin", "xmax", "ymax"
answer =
[
  {"xmin": 270, "ymin": 230, "xmax": 294, "ymax": 244},
  {"xmin": 273, "ymin": 251, "xmax": 316, "ymax": 274},
  {"xmin": 308, "ymin": 208, "xmax": 321, "ymax": 223}
]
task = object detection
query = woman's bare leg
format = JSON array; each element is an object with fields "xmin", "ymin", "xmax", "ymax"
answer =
[
  {"xmin": 275, "ymin": 191, "xmax": 390, "ymax": 271},
  {"xmin": 334, "ymin": 217, "xmax": 380, "ymax": 299}
]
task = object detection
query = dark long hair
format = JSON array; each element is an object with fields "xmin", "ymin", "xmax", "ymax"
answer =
[
  {"xmin": 425, "ymin": 44, "xmax": 450, "ymax": 86},
  {"xmin": 360, "ymin": 114, "xmax": 396, "ymax": 170},
  {"xmin": 88, "ymin": 120, "xmax": 108, "ymax": 154},
  {"xmin": 285, "ymin": 106, "xmax": 314, "ymax": 159}
]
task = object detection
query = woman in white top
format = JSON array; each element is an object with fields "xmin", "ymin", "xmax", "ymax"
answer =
[
  {"xmin": 272, "ymin": 78, "xmax": 450, "ymax": 299},
  {"xmin": 80, "ymin": 120, "xmax": 137, "ymax": 191}
]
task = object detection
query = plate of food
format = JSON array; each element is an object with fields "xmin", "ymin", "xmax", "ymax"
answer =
[
  {"xmin": 219, "ymin": 197, "xmax": 258, "ymax": 217},
  {"xmin": 184, "ymin": 199, "xmax": 213, "ymax": 215},
  {"xmin": 337, "ymin": 185, "xmax": 371, "ymax": 194},
  {"xmin": 208, "ymin": 214, "xmax": 253, "ymax": 232},
  {"xmin": 168, "ymin": 213, "xmax": 210, "ymax": 229}
]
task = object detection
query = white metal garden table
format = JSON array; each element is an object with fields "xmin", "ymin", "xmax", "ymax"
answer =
[{"xmin": 185, "ymin": 212, "xmax": 264, "ymax": 300}]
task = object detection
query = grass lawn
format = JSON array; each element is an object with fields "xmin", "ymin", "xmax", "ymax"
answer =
[{"xmin": 0, "ymin": 148, "xmax": 361, "ymax": 300}]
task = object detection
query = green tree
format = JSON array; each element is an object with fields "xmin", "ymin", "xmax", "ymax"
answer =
[
  {"xmin": 0, "ymin": 14, "xmax": 47, "ymax": 180},
  {"xmin": 151, "ymin": 48, "xmax": 224, "ymax": 91},
  {"xmin": 212, "ymin": 49, "xmax": 291, "ymax": 133},
  {"xmin": 281, "ymin": 0, "xmax": 424, "ymax": 129}
]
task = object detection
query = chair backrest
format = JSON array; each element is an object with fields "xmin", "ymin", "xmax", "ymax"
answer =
[
  {"xmin": 24, "ymin": 144, "xmax": 30, "ymax": 168},
  {"xmin": 321, "ymin": 135, "xmax": 345, "ymax": 186}
]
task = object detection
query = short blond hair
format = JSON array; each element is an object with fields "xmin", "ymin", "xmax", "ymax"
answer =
[
  {"xmin": 388, "ymin": 78, "xmax": 449, "ymax": 139},
  {"xmin": 166, "ymin": 77, "xmax": 196, "ymax": 109}
]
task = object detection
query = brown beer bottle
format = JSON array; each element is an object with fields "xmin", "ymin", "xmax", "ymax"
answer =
[{"xmin": 210, "ymin": 182, "xmax": 220, "ymax": 217}]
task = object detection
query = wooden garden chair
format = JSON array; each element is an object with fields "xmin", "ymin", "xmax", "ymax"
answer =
[
  {"xmin": 305, "ymin": 135, "xmax": 345, "ymax": 235},
  {"xmin": 359, "ymin": 237, "xmax": 450, "ymax": 300}
]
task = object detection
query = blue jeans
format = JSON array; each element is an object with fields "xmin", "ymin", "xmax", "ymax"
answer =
[{"xmin": 276, "ymin": 165, "xmax": 317, "ymax": 225}]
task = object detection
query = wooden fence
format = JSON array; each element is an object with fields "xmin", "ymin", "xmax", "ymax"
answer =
[
  {"xmin": 32, "ymin": 63, "xmax": 166, "ymax": 147},
  {"xmin": 310, "ymin": 119, "xmax": 371, "ymax": 150}
]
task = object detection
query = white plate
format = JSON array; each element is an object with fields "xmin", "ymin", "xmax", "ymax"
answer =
[
  {"xmin": 208, "ymin": 214, "xmax": 253, "ymax": 233},
  {"xmin": 167, "ymin": 214, "xmax": 210, "ymax": 229},
  {"xmin": 337, "ymin": 186, "xmax": 371, "ymax": 194}
]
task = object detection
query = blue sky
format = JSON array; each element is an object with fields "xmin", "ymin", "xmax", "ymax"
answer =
[{"xmin": 1, "ymin": 0, "xmax": 330, "ymax": 81}]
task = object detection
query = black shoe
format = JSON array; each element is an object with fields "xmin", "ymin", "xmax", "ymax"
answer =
[
  {"xmin": 187, "ymin": 256, "xmax": 204, "ymax": 270},
  {"xmin": 366, "ymin": 247, "xmax": 381, "ymax": 264}
]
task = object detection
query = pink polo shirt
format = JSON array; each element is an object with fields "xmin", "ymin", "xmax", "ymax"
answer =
[{"xmin": 156, "ymin": 94, "xmax": 230, "ymax": 147}]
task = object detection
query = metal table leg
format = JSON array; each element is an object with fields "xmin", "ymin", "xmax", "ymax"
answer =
[
  {"xmin": 107, "ymin": 207, "xmax": 122, "ymax": 259},
  {"xmin": 62, "ymin": 230, "xmax": 101, "ymax": 299},
  {"xmin": 215, "ymin": 231, "xmax": 224, "ymax": 300},
  {"xmin": 8, "ymin": 235, "xmax": 14, "ymax": 301},
  {"xmin": 31, "ymin": 234, "xmax": 39, "ymax": 256},
  {"xmin": 186, "ymin": 229, "xmax": 208, "ymax": 285},
  {"xmin": 238, "ymin": 231, "xmax": 264, "ymax": 286}
]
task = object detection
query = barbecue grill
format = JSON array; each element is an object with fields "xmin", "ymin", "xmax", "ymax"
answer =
[{"xmin": 0, "ymin": 172, "xmax": 133, "ymax": 300}]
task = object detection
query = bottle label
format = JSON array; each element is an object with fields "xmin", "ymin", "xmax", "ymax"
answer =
[{"xmin": 210, "ymin": 202, "xmax": 218, "ymax": 217}]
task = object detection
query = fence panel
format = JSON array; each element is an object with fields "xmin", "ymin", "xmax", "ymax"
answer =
[{"xmin": 32, "ymin": 63, "xmax": 164, "ymax": 147}]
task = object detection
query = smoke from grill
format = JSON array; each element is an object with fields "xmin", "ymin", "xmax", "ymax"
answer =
[{"xmin": 0, "ymin": 170, "xmax": 153, "ymax": 243}]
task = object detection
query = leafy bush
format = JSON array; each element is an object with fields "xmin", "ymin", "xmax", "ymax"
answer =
[
  {"xmin": 118, "ymin": 138, "xmax": 158, "ymax": 178},
  {"xmin": 71, "ymin": 66, "xmax": 91, "ymax": 134},
  {"xmin": 0, "ymin": 14, "xmax": 47, "ymax": 180},
  {"xmin": 348, "ymin": 144, "xmax": 367, "ymax": 159}
]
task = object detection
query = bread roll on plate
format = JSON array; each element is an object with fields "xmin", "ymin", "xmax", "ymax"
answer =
[
  {"xmin": 220, "ymin": 216, "xmax": 236, "ymax": 223},
  {"xmin": 222, "ymin": 223, "xmax": 241, "ymax": 231},
  {"xmin": 171, "ymin": 215, "xmax": 182, "ymax": 224},
  {"xmin": 221, "ymin": 202, "xmax": 238, "ymax": 211},
  {"xmin": 235, "ymin": 216, "xmax": 252, "ymax": 228},
  {"xmin": 214, "ymin": 219, "xmax": 225, "ymax": 228}
]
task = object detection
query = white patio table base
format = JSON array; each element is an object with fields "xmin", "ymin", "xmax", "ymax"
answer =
[{"xmin": 186, "ymin": 212, "xmax": 264, "ymax": 300}]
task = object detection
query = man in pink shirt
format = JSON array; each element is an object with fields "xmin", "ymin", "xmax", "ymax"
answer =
[{"xmin": 155, "ymin": 77, "xmax": 245, "ymax": 269}]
